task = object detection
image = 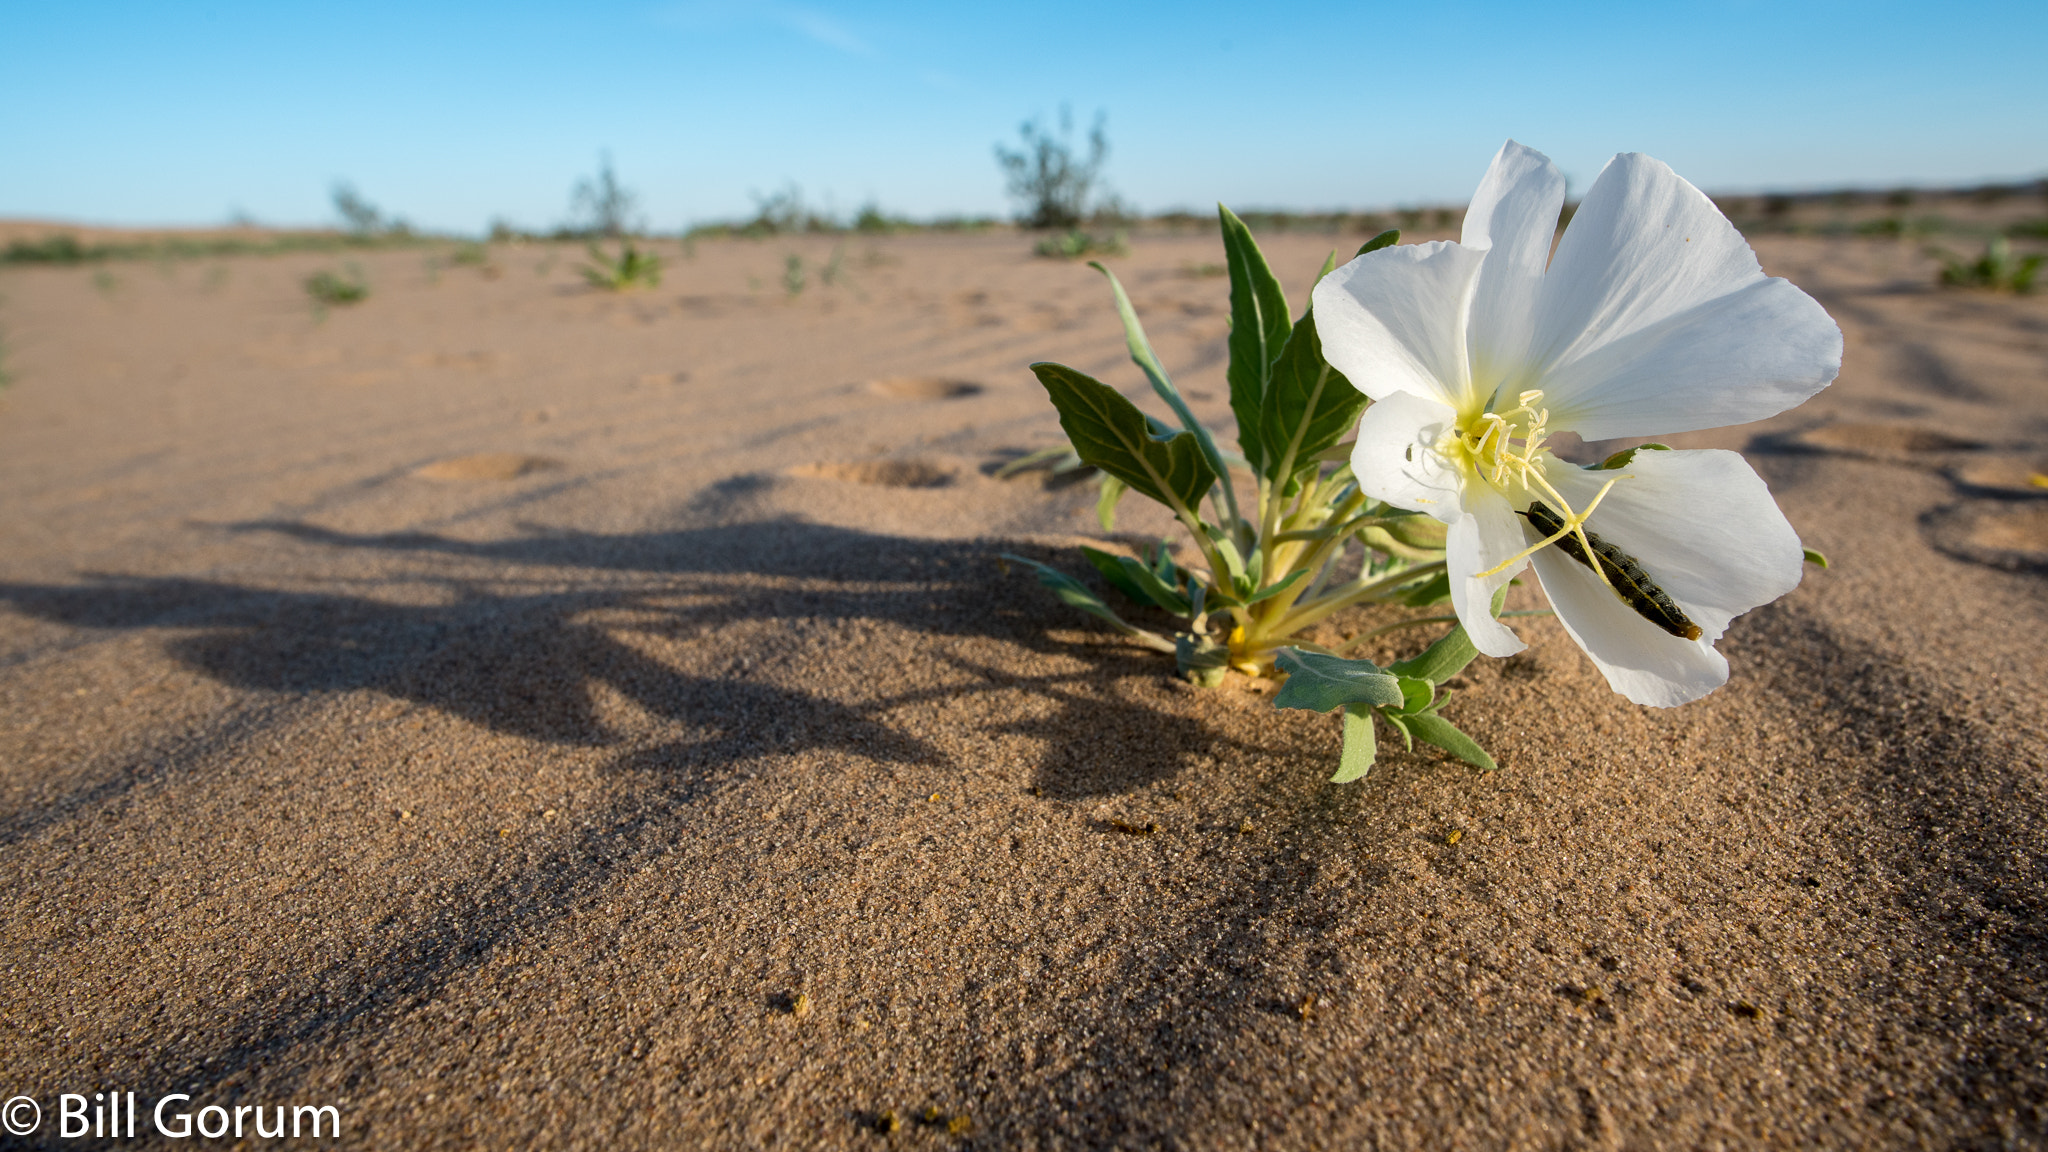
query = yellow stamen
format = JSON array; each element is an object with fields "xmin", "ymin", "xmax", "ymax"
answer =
[
  {"xmin": 1439, "ymin": 388, "xmax": 1630, "ymax": 591},
  {"xmin": 1473, "ymin": 474, "xmax": 1627, "ymax": 580}
]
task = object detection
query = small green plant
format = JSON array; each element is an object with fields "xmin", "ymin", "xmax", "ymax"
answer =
[
  {"xmin": 0, "ymin": 327, "xmax": 13, "ymax": 391},
  {"xmin": 448, "ymin": 242, "xmax": 489, "ymax": 266},
  {"xmin": 819, "ymin": 244, "xmax": 847, "ymax": 288},
  {"xmin": 304, "ymin": 266, "xmax": 369, "ymax": 310},
  {"xmin": 1004, "ymin": 213, "xmax": 1490, "ymax": 764},
  {"xmin": 1933, "ymin": 236, "xmax": 2041, "ymax": 293},
  {"xmin": 1033, "ymin": 229, "xmax": 1129, "ymax": 259},
  {"xmin": 579, "ymin": 241, "xmax": 662, "ymax": 290},
  {"xmin": 782, "ymin": 253, "xmax": 806, "ymax": 296}
]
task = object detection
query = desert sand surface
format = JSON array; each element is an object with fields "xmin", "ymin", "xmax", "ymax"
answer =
[{"xmin": 1, "ymin": 224, "xmax": 2044, "ymax": 1149}]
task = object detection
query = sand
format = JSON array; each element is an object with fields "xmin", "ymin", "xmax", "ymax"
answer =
[{"xmin": 0, "ymin": 224, "xmax": 2044, "ymax": 1149}]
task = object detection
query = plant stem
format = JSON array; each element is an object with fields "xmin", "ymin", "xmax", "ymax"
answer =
[{"xmin": 1262, "ymin": 559, "xmax": 1447, "ymax": 639}]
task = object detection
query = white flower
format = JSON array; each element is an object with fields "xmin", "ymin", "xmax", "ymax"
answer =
[{"xmin": 1312, "ymin": 141, "xmax": 1842, "ymax": 706}]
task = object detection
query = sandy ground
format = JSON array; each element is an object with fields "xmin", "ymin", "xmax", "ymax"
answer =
[{"xmin": 0, "ymin": 225, "xmax": 2044, "ymax": 1150}]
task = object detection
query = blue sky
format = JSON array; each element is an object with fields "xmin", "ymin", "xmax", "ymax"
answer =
[{"xmin": 3, "ymin": 0, "xmax": 2043, "ymax": 232}]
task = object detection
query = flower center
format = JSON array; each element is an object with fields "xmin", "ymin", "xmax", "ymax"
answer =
[
  {"xmin": 1441, "ymin": 389, "xmax": 1633, "ymax": 590},
  {"xmin": 1442, "ymin": 389, "xmax": 1552, "ymax": 499}
]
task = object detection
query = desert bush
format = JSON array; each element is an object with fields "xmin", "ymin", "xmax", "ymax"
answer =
[
  {"xmin": 1033, "ymin": 229, "xmax": 1128, "ymax": 260},
  {"xmin": 304, "ymin": 266, "xmax": 369, "ymax": 309},
  {"xmin": 569, "ymin": 155, "xmax": 641, "ymax": 238},
  {"xmin": 1933, "ymin": 237, "xmax": 2041, "ymax": 293},
  {"xmin": 742, "ymin": 185, "xmax": 839, "ymax": 237},
  {"xmin": 331, "ymin": 182, "xmax": 409, "ymax": 238},
  {"xmin": 4, "ymin": 235, "xmax": 89, "ymax": 264},
  {"xmin": 853, "ymin": 202, "xmax": 908, "ymax": 234},
  {"xmin": 995, "ymin": 107, "xmax": 1110, "ymax": 229}
]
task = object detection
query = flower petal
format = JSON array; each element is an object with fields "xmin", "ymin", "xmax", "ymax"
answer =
[
  {"xmin": 1462, "ymin": 140, "xmax": 1566, "ymax": 393},
  {"xmin": 1446, "ymin": 484, "xmax": 1529, "ymax": 659},
  {"xmin": 1530, "ymin": 547, "xmax": 1726, "ymax": 707},
  {"xmin": 1313, "ymin": 240, "xmax": 1487, "ymax": 411},
  {"xmin": 1532, "ymin": 447, "xmax": 1805, "ymax": 705},
  {"xmin": 1349, "ymin": 391, "xmax": 1464, "ymax": 518},
  {"xmin": 1530, "ymin": 153, "xmax": 1841, "ymax": 441}
]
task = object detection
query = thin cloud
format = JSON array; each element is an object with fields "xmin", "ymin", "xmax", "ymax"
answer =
[{"xmin": 654, "ymin": 1, "xmax": 875, "ymax": 56}]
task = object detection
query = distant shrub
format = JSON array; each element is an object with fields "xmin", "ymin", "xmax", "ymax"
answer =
[
  {"xmin": 1933, "ymin": 237, "xmax": 2041, "ymax": 293},
  {"xmin": 569, "ymin": 154, "xmax": 641, "ymax": 239},
  {"xmin": 580, "ymin": 240, "xmax": 662, "ymax": 290},
  {"xmin": 4, "ymin": 235, "xmax": 89, "ymax": 264},
  {"xmin": 1857, "ymin": 216, "xmax": 1945, "ymax": 239},
  {"xmin": 744, "ymin": 185, "xmax": 839, "ymax": 237},
  {"xmin": 305, "ymin": 267, "xmax": 369, "ymax": 308},
  {"xmin": 332, "ymin": 182, "xmax": 409, "ymax": 238},
  {"xmin": 996, "ymin": 107, "xmax": 1110, "ymax": 229},
  {"xmin": 2008, "ymin": 218, "xmax": 2048, "ymax": 240},
  {"xmin": 853, "ymin": 202, "xmax": 907, "ymax": 234},
  {"xmin": 1033, "ymin": 229, "xmax": 1128, "ymax": 259}
]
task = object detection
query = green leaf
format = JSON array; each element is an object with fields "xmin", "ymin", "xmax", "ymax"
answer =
[
  {"xmin": 1210, "ymin": 567, "xmax": 1311, "ymax": 610},
  {"xmin": 1393, "ymin": 675, "xmax": 1436, "ymax": 714},
  {"xmin": 1089, "ymin": 263, "xmax": 1236, "ymax": 524},
  {"xmin": 1000, "ymin": 553, "xmax": 1176, "ymax": 653},
  {"xmin": 1272, "ymin": 648, "xmax": 1405, "ymax": 712},
  {"xmin": 1309, "ymin": 250, "xmax": 1340, "ymax": 302},
  {"xmin": 1802, "ymin": 547, "xmax": 1830, "ymax": 569},
  {"xmin": 1219, "ymin": 205, "xmax": 1292, "ymax": 474},
  {"xmin": 993, "ymin": 444, "xmax": 1083, "ymax": 479},
  {"xmin": 1258, "ymin": 307, "xmax": 1368, "ymax": 485},
  {"xmin": 1238, "ymin": 567, "xmax": 1309, "ymax": 607},
  {"xmin": 1080, "ymin": 545, "xmax": 1150, "ymax": 606},
  {"xmin": 1387, "ymin": 624, "xmax": 1480, "ymax": 685},
  {"xmin": 1082, "ymin": 546, "xmax": 1192, "ymax": 615},
  {"xmin": 1380, "ymin": 709, "xmax": 1415, "ymax": 751},
  {"xmin": 1387, "ymin": 584, "xmax": 1511, "ymax": 683},
  {"xmin": 1356, "ymin": 229, "xmax": 1400, "ymax": 257},
  {"xmin": 1396, "ymin": 571, "xmax": 1452, "ymax": 608},
  {"xmin": 1029, "ymin": 362, "xmax": 1219, "ymax": 518},
  {"xmin": 1204, "ymin": 526, "xmax": 1251, "ymax": 594},
  {"xmin": 1404, "ymin": 712, "xmax": 1498, "ymax": 771},
  {"xmin": 1095, "ymin": 474, "xmax": 1128, "ymax": 531},
  {"xmin": 1596, "ymin": 442, "xmax": 1671, "ymax": 470},
  {"xmin": 1176, "ymin": 633, "xmax": 1230, "ymax": 687},
  {"xmin": 1332, "ymin": 706, "xmax": 1377, "ymax": 783}
]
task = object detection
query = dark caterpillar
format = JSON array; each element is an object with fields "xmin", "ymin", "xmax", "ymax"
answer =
[{"xmin": 1521, "ymin": 501, "xmax": 1703, "ymax": 641}]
